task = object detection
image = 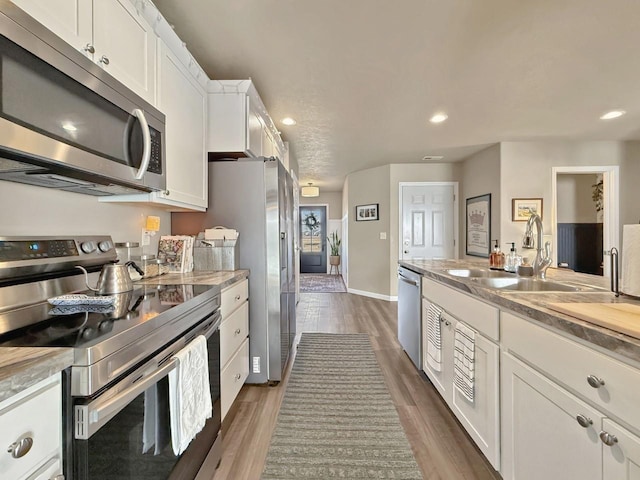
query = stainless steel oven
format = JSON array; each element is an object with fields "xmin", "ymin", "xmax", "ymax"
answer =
[
  {"xmin": 70, "ymin": 309, "xmax": 221, "ymax": 480},
  {"xmin": 0, "ymin": 1, "xmax": 165, "ymax": 196},
  {"xmin": 0, "ymin": 236, "xmax": 223, "ymax": 480}
]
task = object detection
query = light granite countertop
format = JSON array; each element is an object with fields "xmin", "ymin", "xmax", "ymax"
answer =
[
  {"xmin": 399, "ymin": 259, "xmax": 640, "ymax": 366},
  {"xmin": 0, "ymin": 347, "xmax": 73, "ymax": 404},
  {"xmin": 0, "ymin": 270, "xmax": 248, "ymax": 404},
  {"xmin": 134, "ymin": 269, "xmax": 249, "ymax": 289}
]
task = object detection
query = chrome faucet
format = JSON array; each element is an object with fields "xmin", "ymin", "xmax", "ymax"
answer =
[{"xmin": 522, "ymin": 213, "xmax": 552, "ymax": 279}]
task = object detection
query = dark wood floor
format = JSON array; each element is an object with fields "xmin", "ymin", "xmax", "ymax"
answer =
[{"xmin": 211, "ymin": 293, "xmax": 502, "ymax": 480}]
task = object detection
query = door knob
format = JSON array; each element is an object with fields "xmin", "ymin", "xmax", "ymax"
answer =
[
  {"xmin": 404, "ymin": 250, "xmax": 409, "ymax": 254},
  {"xmin": 7, "ymin": 436, "xmax": 33, "ymax": 458},
  {"xmin": 98, "ymin": 55, "xmax": 110, "ymax": 66},
  {"xmin": 83, "ymin": 43, "xmax": 95, "ymax": 54}
]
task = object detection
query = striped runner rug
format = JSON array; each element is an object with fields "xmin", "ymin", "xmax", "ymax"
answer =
[{"xmin": 262, "ymin": 333, "xmax": 423, "ymax": 479}]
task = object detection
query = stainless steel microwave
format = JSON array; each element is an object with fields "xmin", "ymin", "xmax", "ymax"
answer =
[{"xmin": 0, "ymin": 1, "xmax": 165, "ymax": 196}]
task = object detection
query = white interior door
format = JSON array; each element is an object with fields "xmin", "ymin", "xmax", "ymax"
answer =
[{"xmin": 401, "ymin": 184, "xmax": 456, "ymax": 260}]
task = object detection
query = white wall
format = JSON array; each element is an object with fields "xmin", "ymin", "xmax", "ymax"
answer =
[
  {"xmin": 458, "ymin": 144, "xmax": 501, "ymax": 259},
  {"xmin": 557, "ymin": 174, "xmax": 598, "ymax": 223},
  {"xmin": 345, "ymin": 165, "xmax": 390, "ymax": 299},
  {"xmin": 0, "ymin": 181, "xmax": 172, "ymax": 255},
  {"xmin": 299, "ymin": 191, "xmax": 343, "ymax": 219},
  {"xmin": 500, "ymin": 141, "xmax": 626, "ymax": 255}
]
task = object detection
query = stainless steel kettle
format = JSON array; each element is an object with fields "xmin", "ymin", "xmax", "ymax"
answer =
[{"xmin": 76, "ymin": 262, "xmax": 144, "ymax": 295}]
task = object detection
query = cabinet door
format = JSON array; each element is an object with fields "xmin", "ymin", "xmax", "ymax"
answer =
[
  {"xmin": 501, "ymin": 353, "xmax": 602, "ymax": 480},
  {"xmin": 93, "ymin": 0, "xmax": 156, "ymax": 104},
  {"xmin": 246, "ymin": 96, "xmax": 263, "ymax": 157},
  {"xmin": 156, "ymin": 42, "xmax": 207, "ymax": 209},
  {"xmin": 451, "ymin": 330, "xmax": 500, "ymax": 470},
  {"xmin": 422, "ymin": 298, "xmax": 454, "ymax": 405},
  {"xmin": 12, "ymin": 0, "xmax": 93, "ymax": 54},
  {"xmin": 602, "ymin": 419, "xmax": 640, "ymax": 479}
]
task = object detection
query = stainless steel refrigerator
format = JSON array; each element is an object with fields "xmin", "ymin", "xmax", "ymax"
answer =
[{"xmin": 173, "ymin": 157, "xmax": 296, "ymax": 383}]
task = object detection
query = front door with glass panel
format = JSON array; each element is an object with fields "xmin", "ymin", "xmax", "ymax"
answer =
[{"xmin": 300, "ymin": 206, "xmax": 327, "ymax": 273}]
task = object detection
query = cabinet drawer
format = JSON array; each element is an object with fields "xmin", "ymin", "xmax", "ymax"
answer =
[
  {"xmin": 220, "ymin": 301, "xmax": 249, "ymax": 367},
  {"xmin": 26, "ymin": 455, "xmax": 62, "ymax": 480},
  {"xmin": 221, "ymin": 279, "xmax": 249, "ymax": 319},
  {"xmin": 502, "ymin": 311, "xmax": 640, "ymax": 432},
  {"xmin": 221, "ymin": 338, "xmax": 249, "ymax": 420},
  {"xmin": 422, "ymin": 277, "xmax": 499, "ymax": 341},
  {"xmin": 0, "ymin": 376, "xmax": 61, "ymax": 480}
]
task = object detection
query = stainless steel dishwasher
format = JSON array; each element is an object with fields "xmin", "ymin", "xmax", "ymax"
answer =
[{"xmin": 397, "ymin": 266, "xmax": 422, "ymax": 369}]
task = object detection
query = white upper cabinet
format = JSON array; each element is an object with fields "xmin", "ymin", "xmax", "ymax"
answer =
[
  {"xmin": 208, "ymin": 79, "xmax": 285, "ymax": 162},
  {"xmin": 152, "ymin": 41, "xmax": 207, "ymax": 210},
  {"xmin": 13, "ymin": 0, "xmax": 157, "ymax": 105},
  {"xmin": 11, "ymin": 0, "xmax": 92, "ymax": 51},
  {"xmin": 92, "ymin": 0, "xmax": 156, "ymax": 104}
]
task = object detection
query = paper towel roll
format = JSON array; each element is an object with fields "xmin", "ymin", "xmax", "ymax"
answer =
[{"xmin": 622, "ymin": 224, "xmax": 640, "ymax": 297}]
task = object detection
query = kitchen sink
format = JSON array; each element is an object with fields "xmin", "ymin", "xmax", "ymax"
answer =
[
  {"xmin": 446, "ymin": 268, "xmax": 516, "ymax": 278},
  {"xmin": 470, "ymin": 277, "xmax": 584, "ymax": 292}
]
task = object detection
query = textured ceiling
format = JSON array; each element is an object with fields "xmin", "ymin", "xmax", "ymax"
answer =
[{"xmin": 153, "ymin": 0, "xmax": 640, "ymax": 191}]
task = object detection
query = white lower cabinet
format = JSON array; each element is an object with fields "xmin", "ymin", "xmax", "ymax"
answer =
[
  {"xmin": 501, "ymin": 352, "xmax": 602, "ymax": 480},
  {"xmin": 0, "ymin": 375, "xmax": 62, "ymax": 480},
  {"xmin": 602, "ymin": 419, "xmax": 640, "ymax": 479},
  {"xmin": 421, "ymin": 296, "xmax": 500, "ymax": 470},
  {"xmin": 220, "ymin": 278, "xmax": 250, "ymax": 421},
  {"xmin": 501, "ymin": 313, "xmax": 640, "ymax": 480}
]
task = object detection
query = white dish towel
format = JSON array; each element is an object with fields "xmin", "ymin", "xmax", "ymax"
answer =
[
  {"xmin": 168, "ymin": 335, "xmax": 212, "ymax": 455},
  {"xmin": 425, "ymin": 303, "xmax": 444, "ymax": 372},
  {"xmin": 453, "ymin": 322, "xmax": 476, "ymax": 403}
]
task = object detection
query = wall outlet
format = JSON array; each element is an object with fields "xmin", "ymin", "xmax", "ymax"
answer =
[
  {"xmin": 252, "ymin": 356, "xmax": 260, "ymax": 373},
  {"xmin": 380, "ymin": 232, "xmax": 387, "ymax": 240}
]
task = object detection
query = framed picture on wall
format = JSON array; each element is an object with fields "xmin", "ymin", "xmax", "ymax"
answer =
[
  {"xmin": 466, "ymin": 194, "xmax": 491, "ymax": 257},
  {"xmin": 355, "ymin": 203, "xmax": 379, "ymax": 221},
  {"xmin": 512, "ymin": 198, "xmax": 543, "ymax": 221}
]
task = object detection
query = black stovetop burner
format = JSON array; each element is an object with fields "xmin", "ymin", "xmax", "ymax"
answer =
[{"xmin": 0, "ymin": 283, "xmax": 215, "ymax": 349}]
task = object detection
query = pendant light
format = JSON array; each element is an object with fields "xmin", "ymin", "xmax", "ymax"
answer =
[{"xmin": 301, "ymin": 182, "xmax": 319, "ymax": 197}]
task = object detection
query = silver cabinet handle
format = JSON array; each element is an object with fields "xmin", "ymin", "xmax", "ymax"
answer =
[
  {"xmin": 444, "ymin": 320, "xmax": 451, "ymax": 326},
  {"xmin": 235, "ymin": 295, "xmax": 241, "ymax": 301},
  {"xmin": 235, "ymin": 328, "xmax": 241, "ymax": 335},
  {"xmin": 51, "ymin": 475, "xmax": 65, "ymax": 480},
  {"xmin": 587, "ymin": 375, "xmax": 605, "ymax": 388},
  {"xmin": 576, "ymin": 414, "xmax": 593, "ymax": 428},
  {"xmin": 234, "ymin": 373, "xmax": 242, "ymax": 381},
  {"xmin": 98, "ymin": 55, "xmax": 110, "ymax": 65},
  {"xmin": 7, "ymin": 436, "xmax": 33, "ymax": 458},
  {"xmin": 600, "ymin": 431, "xmax": 618, "ymax": 446},
  {"xmin": 83, "ymin": 43, "xmax": 95, "ymax": 54}
]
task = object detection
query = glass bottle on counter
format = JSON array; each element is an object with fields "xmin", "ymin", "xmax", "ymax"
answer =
[{"xmin": 489, "ymin": 239, "xmax": 505, "ymax": 270}]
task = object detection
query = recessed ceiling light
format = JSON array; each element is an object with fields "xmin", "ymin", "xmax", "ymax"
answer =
[
  {"xmin": 430, "ymin": 113, "xmax": 448, "ymax": 124},
  {"xmin": 600, "ymin": 110, "xmax": 626, "ymax": 120},
  {"xmin": 62, "ymin": 122, "xmax": 77, "ymax": 132},
  {"xmin": 281, "ymin": 117, "xmax": 297, "ymax": 126},
  {"xmin": 422, "ymin": 155, "xmax": 444, "ymax": 161}
]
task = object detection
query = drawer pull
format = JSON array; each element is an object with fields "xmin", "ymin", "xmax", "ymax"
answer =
[
  {"xmin": 235, "ymin": 295, "xmax": 241, "ymax": 301},
  {"xmin": 98, "ymin": 55, "xmax": 110, "ymax": 66},
  {"xmin": 587, "ymin": 375, "xmax": 605, "ymax": 388},
  {"xmin": 83, "ymin": 43, "xmax": 95, "ymax": 54},
  {"xmin": 234, "ymin": 373, "xmax": 242, "ymax": 381},
  {"xmin": 235, "ymin": 328, "xmax": 241, "ymax": 335},
  {"xmin": 576, "ymin": 414, "xmax": 593, "ymax": 428},
  {"xmin": 51, "ymin": 476, "xmax": 65, "ymax": 480},
  {"xmin": 599, "ymin": 431, "xmax": 618, "ymax": 446},
  {"xmin": 7, "ymin": 436, "xmax": 33, "ymax": 459}
]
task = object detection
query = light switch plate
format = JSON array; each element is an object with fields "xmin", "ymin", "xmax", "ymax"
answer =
[
  {"xmin": 380, "ymin": 232, "xmax": 387, "ymax": 240},
  {"xmin": 252, "ymin": 356, "xmax": 260, "ymax": 373}
]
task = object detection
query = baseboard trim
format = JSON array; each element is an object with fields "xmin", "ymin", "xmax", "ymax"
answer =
[{"xmin": 347, "ymin": 288, "xmax": 397, "ymax": 302}]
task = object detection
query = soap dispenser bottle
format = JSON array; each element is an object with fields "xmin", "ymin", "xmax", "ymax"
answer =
[
  {"xmin": 504, "ymin": 242, "xmax": 521, "ymax": 273},
  {"xmin": 489, "ymin": 239, "xmax": 505, "ymax": 270}
]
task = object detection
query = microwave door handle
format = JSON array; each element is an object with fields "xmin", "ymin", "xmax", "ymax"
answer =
[
  {"xmin": 132, "ymin": 108, "xmax": 151, "ymax": 180},
  {"xmin": 77, "ymin": 358, "xmax": 178, "ymax": 439}
]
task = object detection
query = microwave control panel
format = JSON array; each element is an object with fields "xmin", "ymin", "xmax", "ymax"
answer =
[{"xmin": 148, "ymin": 128, "xmax": 162, "ymax": 174}]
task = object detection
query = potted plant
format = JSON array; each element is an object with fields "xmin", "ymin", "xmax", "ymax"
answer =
[{"xmin": 327, "ymin": 231, "xmax": 341, "ymax": 269}]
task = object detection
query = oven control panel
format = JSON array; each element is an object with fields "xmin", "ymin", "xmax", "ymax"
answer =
[{"xmin": 0, "ymin": 236, "xmax": 116, "ymax": 279}]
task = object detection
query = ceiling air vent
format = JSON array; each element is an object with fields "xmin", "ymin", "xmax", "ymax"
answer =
[{"xmin": 422, "ymin": 155, "xmax": 444, "ymax": 161}]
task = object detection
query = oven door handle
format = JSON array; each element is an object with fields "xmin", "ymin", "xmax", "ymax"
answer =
[{"xmin": 76, "ymin": 358, "xmax": 178, "ymax": 439}]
